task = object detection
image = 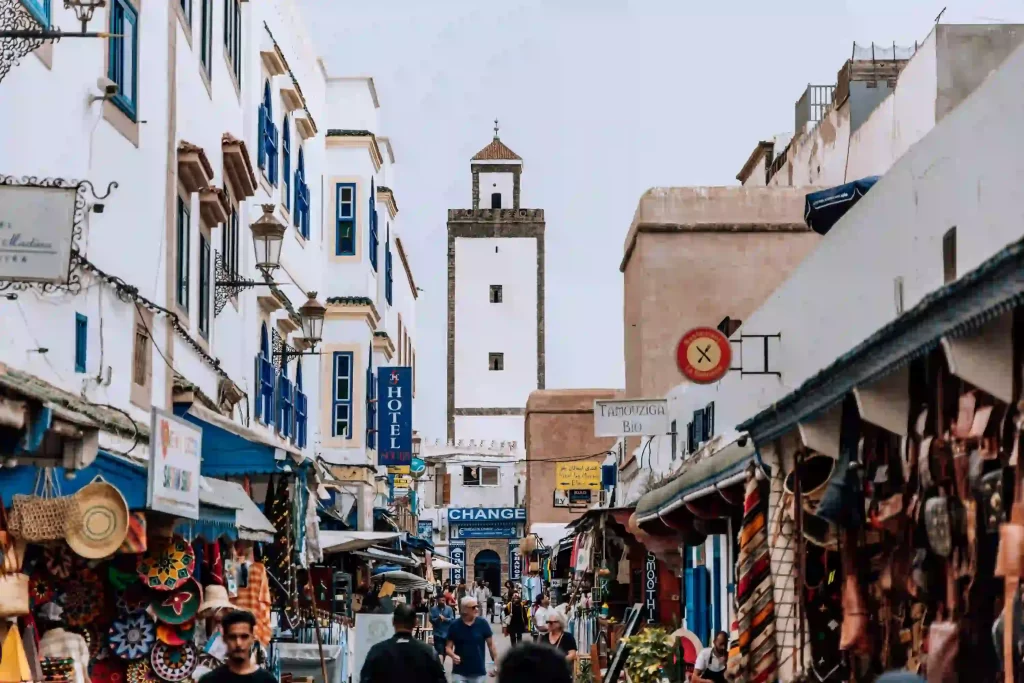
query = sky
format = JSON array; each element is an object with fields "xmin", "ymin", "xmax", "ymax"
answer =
[{"xmin": 299, "ymin": 0, "xmax": 1024, "ymax": 440}]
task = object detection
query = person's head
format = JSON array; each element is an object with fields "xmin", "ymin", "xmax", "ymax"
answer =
[
  {"xmin": 545, "ymin": 609, "xmax": 566, "ymax": 635},
  {"xmin": 498, "ymin": 643, "xmax": 572, "ymax": 683},
  {"xmin": 460, "ymin": 595, "xmax": 478, "ymax": 620},
  {"xmin": 713, "ymin": 631, "xmax": 728, "ymax": 654},
  {"xmin": 222, "ymin": 610, "xmax": 257, "ymax": 668},
  {"xmin": 392, "ymin": 604, "xmax": 417, "ymax": 633},
  {"xmin": 512, "ymin": 592, "xmax": 521, "ymax": 604},
  {"xmin": 541, "ymin": 595, "xmax": 550, "ymax": 607}
]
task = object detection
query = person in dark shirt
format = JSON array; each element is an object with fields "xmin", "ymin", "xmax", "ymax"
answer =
[
  {"xmin": 360, "ymin": 604, "xmax": 446, "ymax": 683},
  {"xmin": 497, "ymin": 643, "xmax": 572, "ymax": 683},
  {"xmin": 540, "ymin": 610, "xmax": 577, "ymax": 665},
  {"xmin": 429, "ymin": 595, "xmax": 456, "ymax": 663},
  {"xmin": 198, "ymin": 610, "xmax": 277, "ymax": 683},
  {"xmin": 446, "ymin": 596, "xmax": 498, "ymax": 683}
]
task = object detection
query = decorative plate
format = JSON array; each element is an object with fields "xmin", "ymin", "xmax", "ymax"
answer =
[
  {"xmin": 29, "ymin": 573, "xmax": 55, "ymax": 605},
  {"xmin": 150, "ymin": 642, "xmax": 198, "ymax": 683},
  {"xmin": 126, "ymin": 660, "xmax": 158, "ymax": 683},
  {"xmin": 109, "ymin": 611, "xmax": 156, "ymax": 660},
  {"xmin": 137, "ymin": 537, "xmax": 195, "ymax": 591},
  {"xmin": 44, "ymin": 545, "xmax": 74, "ymax": 579},
  {"xmin": 63, "ymin": 570, "xmax": 105, "ymax": 626},
  {"xmin": 156, "ymin": 621, "xmax": 195, "ymax": 647},
  {"xmin": 91, "ymin": 657, "xmax": 127, "ymax": 683}
]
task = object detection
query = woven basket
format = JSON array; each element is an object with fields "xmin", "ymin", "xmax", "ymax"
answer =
[{"xmin": 8, "ymin": 494, "xmax": 81, "ymax": 543}]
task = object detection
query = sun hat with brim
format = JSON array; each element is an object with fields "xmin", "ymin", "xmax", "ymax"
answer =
[
  {"xmin": 67, "ymin": 481, "xmax": 130, "ymax": 559},
  {"xmin": 196, "ymin": 585, "xmax": 242, "ymax": 617},
  {"xmin": 150, "ymin": 578, "xmax": 202, "ymax": 625}
]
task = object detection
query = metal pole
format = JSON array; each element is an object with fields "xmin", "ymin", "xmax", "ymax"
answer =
[{"xmin": 0, "ymin": 30, "xmax": 118, "ymax": 38}]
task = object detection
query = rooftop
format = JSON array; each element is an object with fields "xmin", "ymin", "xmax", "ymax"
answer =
[{"xmin": 472, "ymin": 136, "xmax": 522, "ymax": 162}]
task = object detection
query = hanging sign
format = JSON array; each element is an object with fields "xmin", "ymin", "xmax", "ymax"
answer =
[
  {"xmin": 555, "ymin": 462, "xmax": 603, "ymax": 489},
  {"xmin": 410, "ymin": 457, "xmax": 426, "ymax": 478},
  {"xmin": 377, "ymin": 367, "xmax": 413, "ymax": 466},
  {"xmin": 509, "ymin": 540, "xmax": 523, "ymax": 581},
  {"xmin": 148, "ymin": 408, "xmax": 202, "ymax": 520},
  {"xmin": 387, "ymin": 466, "xmax": 410, "ymax": 475},
  {"xmin": 594, "ymin": 399, "xmax": 669, "ymax": 437},
  {"xmin": 417, "ymin": 520, "xmax": 433, "ymax": 540},
  {"xmin": 452, "ymin": 525, "xmax": 519, "ymax": 539},
  {"xmin": 645, "ymin": 552, "xmax": 659, "ymax": 624},
  {"xmin": 448, "ymin": 508, "xmax": 527, "ymax": 522},
  {"xmin": 677, "ymin": 327, "xmax": 732, "ymax": 384},
  {"xmin": 450, "ymin": 541, "xmax": 466, "ymax": 585},
  {"xmin": 568, "ymin": 489, "xmax": 592, "ymax": 504},
  {"xmin": 0, "ymin": 184, "xmax": 77, "ymax": 284}
]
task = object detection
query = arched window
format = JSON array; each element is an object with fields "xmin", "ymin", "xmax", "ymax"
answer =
[
  {"xmin": 256, "ymin": 322, "xmax": 275, "ymax": 424},
  {"xmin": 260, "ymin": 322, "xmax": 269, "ymax": 359},
  {"xmin": 258, "ymin": 81, "xmax": 278, "ymax": 184},
  {"xmin": 282, "ymin": 118, "xmax": 291, "ymax": 211}
]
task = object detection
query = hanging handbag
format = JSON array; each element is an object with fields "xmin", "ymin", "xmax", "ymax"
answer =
[
  {"xmin": 925, "ymin": 493, "xmax": 954, "ymax": 558},
  {"xmin": 0, "ymin": 495, "xmax": 28, "ymax": 619},
  {"xmin": 8, "ymin": 468, "xmax": 81, "ymax": 542}
]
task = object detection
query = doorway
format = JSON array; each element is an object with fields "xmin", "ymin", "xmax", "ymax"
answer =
[{"xmin": 473, "ymin": 549, "xmax": 502, "ymax": 595}]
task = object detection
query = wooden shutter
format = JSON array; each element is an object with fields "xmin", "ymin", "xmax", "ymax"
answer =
[{"xmin": 443, "ymin": 473, "xmax": 452, "ymax": 505}]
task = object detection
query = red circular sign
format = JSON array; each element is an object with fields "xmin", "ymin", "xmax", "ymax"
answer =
[{"xmin": 676, "ymin": 327, "xmax": 732, "ymax": 384}]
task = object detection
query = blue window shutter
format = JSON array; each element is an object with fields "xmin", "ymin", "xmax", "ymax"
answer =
[
  {"xmin": 692, "ymin": 565, "xmax": 709, "ymax": 644},
  {"xmin": 712, "ymin": 536, "xmax": 722, "ymax": 636},
  {"xmin": 74, "ymin": 314, "xmax": 87, "ymax": 373},
  {"xmin": 254, "ymin": 355, "xmax": 262, "ymax": 422},
  {"xmin": 257, "ymin": 105, "xmax": 266, "ymax": 170}
]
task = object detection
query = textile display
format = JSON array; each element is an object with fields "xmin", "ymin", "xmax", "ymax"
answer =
[
  {"xmin": 726, "ymin": 471, "xmax": 779, "ymax": 683},
  {"xmin": 263, "ymin": 476, "xmax": 293, "ymax": 611},
  {"xmin": 233, "ymin": 562, "xmax": 273, "ymax": 647}
]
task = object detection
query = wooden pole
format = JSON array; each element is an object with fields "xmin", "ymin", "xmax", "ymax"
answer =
[{"xmin": 305, "ymin": 572, "xmax": 331, "ymax": 683}]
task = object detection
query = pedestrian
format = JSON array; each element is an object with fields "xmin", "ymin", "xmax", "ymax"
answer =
[
  {"xmin": 531, "ymin": 595, "xmax": 552, "ymax": 642},
  {"xmin": 198, "ymin": 610, "xmax": 277, "ymax": 683},
  {"xmin": 474, "ymin": 581, "xmax": 489, "ymax": 616},
  {"xmin": 496, "ymin": 643, "xmax": 571, "ymax": 683},
  {"xmin": 457, "ymin": 581, "xmax": 469, "ymax": 604},
  {"xmin": 484, "ymin": 583, "xmax": 495, "ymax": 622},
  {"xmin": 359, "ymin": 604, "xmax": 447, "ymax": 683},
  {"xmin": 503, "ymin": 593, "xmax": 528, "ymax": 647},
  {"xmin": 692, "ymin": 630, "xmax": 728, "ymax": 683},
  {"xmin": 429, "ymin": 594, "xmax": 456, "ymax": 664},
  {"xmin": 541, "ymin": 610, "xmax": 577, "ymax": 665},
  {"xmin": 444, "ymin": 584, "xmax": 456, "ymax": 608},
  {"xmin": 446, "ymin": 596, "xmax": 499, "ymax": 683}
]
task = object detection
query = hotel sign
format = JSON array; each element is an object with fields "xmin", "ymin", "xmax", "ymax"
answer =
[
  {"xmin": 0, "ymin": 185, "xmax": 77, "ymax": 284},
  {"xmin": 594, "ymin": 399, "xmax": 669, "ymax": 437},
  {"xmin": 377, "ymin": 367, "xmax": 412, "ymax": 467},
  {"xmin": 448, "ymin": 507, "xmax": 527, "ymax": 523}
]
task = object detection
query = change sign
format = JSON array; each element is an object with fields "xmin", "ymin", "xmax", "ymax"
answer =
[{"xmin": 377, "ymin": 367, "xmax": 412, "ymax": 466}]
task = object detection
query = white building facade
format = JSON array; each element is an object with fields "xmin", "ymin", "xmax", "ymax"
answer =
[
  {"xmin": 446, "ymin": 133, "xmax": 545, "ymax": 449},
  {"xmin": 0, "ymin": 0, "xmax": 418, "ymax": 531}
]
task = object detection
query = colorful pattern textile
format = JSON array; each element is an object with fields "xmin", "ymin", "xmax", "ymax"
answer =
[
  {"xmin": 232, "ymin": 562, "xmax": 272, "ymax": 647},
  {"xmin": 109, "ymin": 611, "xmax": 156, "ymax": 660},
  {"xmin": 263, "ymin": 476, "xmax": 293, "ymax": 611},
  {"xmin": 726, "ymin": 472, "xmax": 779, "ymax": 683},
  {"xmin": 149, "ymin": 642, "xmax": 197, "ymax": 682},
  {"xmin": 137, "ymin": 537, "xmax": 195, "ymax": 591},
  {"xmin": 39, "ymin": 629, "xmax": 90, "ymax": 683}
]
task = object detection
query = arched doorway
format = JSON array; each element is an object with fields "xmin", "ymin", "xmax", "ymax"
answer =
[{"xmin": 473, "ymin": 549, "xmax": 501, "ymax": 595}]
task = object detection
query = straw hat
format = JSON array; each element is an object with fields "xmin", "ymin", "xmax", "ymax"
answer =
[
  {"xmin": 197, "ymin": 585, "xmax": 246, "ymax": 617},
  {"xmin": 67, "ymin": 481, "xmax": 129, "ymax": 559}
]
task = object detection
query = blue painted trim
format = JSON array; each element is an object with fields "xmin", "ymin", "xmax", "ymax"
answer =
[
  {"xmin": 369, "ymin": 180, "xmax": 378, "ymax": 271},
  {"xmin": 20, "ymin": 0, "xmax": 50, "ymax": 27},
  {"xmin": 0, "ymin": 450, "xmax": 148, "ymax": 509},
  {"xmin": 384, "ymin": 223, "xmax": 393, "ymax": 305},
  {"xmin": 331, "ymin": 351, "xmax": 353, "ymax": 438},
  {"xmin": 335, "ymin": 183, "xmax": 356, "ymax": 256},
  {"xmin": 198, "ymin": 234, "xmax": 211, "ymax": 338},
  {"xmin": 175, "ymin": 505, "xmax": 238, "ymax": 540},
  {"xmin": 176, "ymin": 196, "xmax": 190, "ymax": 311},
  {"xmin": 282, "ymin": 120, "xmax": 291, "ymax": 211},
  {"xmin": 74, "ymin": 313, "xmax": 88, "ymax": 373},
  {"xmin": 712, "ymin": 536, "xmax": 722, "ymax": 636},
  {"xmin": 173, "ymin": 403, "xmax": 280, "ymax": 476},
  {"xmin": 107, "ymin": 0, "xmax": 138, "ymax": 121}
]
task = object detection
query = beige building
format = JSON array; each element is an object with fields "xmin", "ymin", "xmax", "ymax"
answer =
[
  {"xmin": 621, "ymin": 187, "xmax": 819, "ymax": 405},
  {"xmin": 524, "ymin": 389, "xmax": 621, "ymax": 525}
]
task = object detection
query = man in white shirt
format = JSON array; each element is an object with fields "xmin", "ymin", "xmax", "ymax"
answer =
[
  {"xmin": 531, "ymin": 595, "xmax": 552, "ymax": 642},
  {"xmin": 692, "ymin": 631, "xmax": 728, "ymax": 683}
]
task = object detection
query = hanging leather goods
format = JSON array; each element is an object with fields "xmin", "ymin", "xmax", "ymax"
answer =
[{"xmin": 838, "ymin": 529, "xmax": 870, "ymax": 655}]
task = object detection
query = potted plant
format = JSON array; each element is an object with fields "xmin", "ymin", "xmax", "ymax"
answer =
[{"xmin": 624, "ymin": 627, "xmax": 674, "ymax": 683}]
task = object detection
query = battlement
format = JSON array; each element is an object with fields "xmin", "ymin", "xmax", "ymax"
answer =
[{"xmin": 447, "ymin": 208, "xmax": 544, "ymax": 223}]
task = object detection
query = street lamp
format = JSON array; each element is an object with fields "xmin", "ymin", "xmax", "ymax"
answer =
[
  {"xmin": 1, "ymin": 0, "xmax": 113, "ymax": 38},
  {"xmin": 65, "ymin": 0, "xmax": 106, "ymax": 32},
  {"xmin": 250, "ymin": 204, "xmax": 286, "ymax": 275},
  {"xmin": 274, "ymin": 292, "xmax": 327, "ymax": 362}
]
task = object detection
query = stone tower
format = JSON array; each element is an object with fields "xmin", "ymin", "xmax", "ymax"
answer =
[{"xmin": 446, "ymin": 126, "xmax": 545, "ymax": 449}]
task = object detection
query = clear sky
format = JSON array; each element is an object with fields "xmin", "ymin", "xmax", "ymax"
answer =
[{"xmin": 299, "ymin": 0, "xmax": 1024, "ymax": 440}]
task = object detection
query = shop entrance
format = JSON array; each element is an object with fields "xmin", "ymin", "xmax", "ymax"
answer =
[{"xmin": 473, "ymin": 549, "xmax": 502, "ymax": 594}]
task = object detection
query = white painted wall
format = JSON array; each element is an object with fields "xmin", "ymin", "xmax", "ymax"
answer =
[{"xmin": 478, "ymin": 171, "xmax": 514, "ymax": 209}]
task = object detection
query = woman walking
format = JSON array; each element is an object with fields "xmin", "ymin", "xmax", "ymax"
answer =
[
  {"xmin": 542, "ymin": 610, "xmax": 578, "ymax": 665},
  {"xmin": 503, "ymin": 593, "xmax": 529, "ymax": 647}
]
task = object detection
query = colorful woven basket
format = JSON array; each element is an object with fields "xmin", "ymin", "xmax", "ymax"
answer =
[{"xmin": 137, "ymin": 537, "xmax": 195, "ymax": 591}]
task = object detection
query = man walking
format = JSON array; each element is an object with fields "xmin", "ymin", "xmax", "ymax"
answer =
[
  {"xmin": 360, "ymin": 604, "xmax": 447, "ymax": 683},
  {"xmin": 446, "ymin": 596, "xmax": 498, "ymax": 683},
  {"xmin": 429, "ymin": 594, "xmax": 455, "ymax": 664}
]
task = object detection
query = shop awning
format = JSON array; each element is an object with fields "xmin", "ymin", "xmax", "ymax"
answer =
[
  {"xmin": 404, "ymin": 535, "xmax": 433, "ymax": 552},
  {"xmin": 371, "ymin": 570, "xmax": 432, "ymax": 591},
  {"xmin": 635, "ymin": 435, "xmax": 754, "ymax": 524},
  {"xmin": 529, "ymin": 523, "xmax": 570, "ymax": 549},
  {"xmin": 0, "ymin": 449, "xmax": 149, "ymax": 508},
  {"xmin": 320, "ymin": 530, "xmax": 402, "ymax": 554},
  {"xmin": 174, "ymin": 403, "xmax": 304, "ymax": 476},
  {"xmin": 198, "ymin": 477, "xmax": 277, "ymax": 542},
  {"xmin": 352, "ymin": 547, "xmax": 420, "ymax": 567},
  {"xmin": 740, "ymin": 233, "xmax": 1024, "ymax": 446},
  {"xmin": 803, "ymin": 176, "xmax": 880, "ymax": 236},
  {"xmin": 432, "ymin": 558, "xmax": 458, "ymax": 570}
]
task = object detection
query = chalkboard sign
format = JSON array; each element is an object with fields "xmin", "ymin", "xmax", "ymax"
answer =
[{"xmin": 602, "ymin": 603, "xmax": 645, "ymax": 683}]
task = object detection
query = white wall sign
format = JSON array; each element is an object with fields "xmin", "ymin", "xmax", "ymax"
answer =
[
  {"xmin": 148, "ymin": 408, "xmax": 202, "ymax": 520},
  {"xmin": 0, "ymin": 186, "xmax": 77, "ymax": 283},
  {"xmin": 594, "ymin": 399, "xmax": 669, "ymax": 437}
]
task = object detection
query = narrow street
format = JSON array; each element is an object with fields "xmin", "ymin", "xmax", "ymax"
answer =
[{"xmin": 439, "ymin": 621, "xmax": 514, "ymax": 679}]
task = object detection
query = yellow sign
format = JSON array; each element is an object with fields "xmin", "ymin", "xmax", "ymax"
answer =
[
  {"xmin": 555, "ymin": 462, "xmax": 602, "ymax": 490},
  {"xmin": 387, "ymin": 466, "xmax": 410, "ymax": 475},
  {"xmin": 393, "ymin": 475, "xmax": 413, "ymax": 490}
]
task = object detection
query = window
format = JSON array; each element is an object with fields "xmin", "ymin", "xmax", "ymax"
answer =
[
  {"xmin": 180, "ymin": 0, "xmax": 191, "ymax": 24},
  {"xmin": 489, "ymin": 285, "xmax": 503, "ymax": 303},
  {"xmin": 488, "ymin": 352, "xmax": 504, "ymax": 371},
  {"xmin": 385, "ymin": 223, "xmax": 393, "ymax": 305},
  {"xmin": 133, "ymin": 324, "xmax": 148, "ymax": 385},
  {"xmin": 369, "ymin": 180, "xmax": 378, "ymax": 271},
  {"xmin": 222, "ymin": 187, "xmax": 239, "ymax": 278},
  {"xmin": 943, "ymin": 227, "xmax": 957, "ymax": 284},
  {"xmin": 397, "ymin": 316, "xmax": 403, "ymax": 364},
  {"xmin": 255, "ymin": 323, "xmax": 275, "ymax": 425},
  {"xmin": 20, "ymin": 0, "xmax": 50, "ymax": 26},
  {"xmin": 74, "ymin": 314, "xmax": 87, "ymax": 373},
  {"xmin": 282, "ymin": 120, "xmax": 291, "ymax": 211},
  {"xmin": 332, "ymin": 352, "xmax": 353, "ymax": 438},
  {"xmin": 294, "ymin": 148, "xmax": 310, "ymax": 239},
  {"xmin": 463, "ymin": 466, "xmax": 499, "ymax": 487},
  {"xmin": 491, "ymin": 192, "xmax": 501, "ymax": 209},
  {"xmin": 277, "ymin": 362, "xmax": 293, "ymax": 439},
  {"xmin": 366, "ymin": 347, "xmax": 376, "ymax": 449},
  {"xmin": 704, "ymin": 402, "xmax": 715, "ymax": 439},
  {"xmin": 108, "ymin": 0, "xmax": 139, "ymax": 121},
  {"xmin": 199, "ymin": 0, "xmax": 212, "ymax": 77},
  {"xmin": 670, "ymin": 419, "xmax": 677, "ymax": 461},
  {"xmin": 198, "ymin": 234, "xmax": 211, "ymax": 338},
  {"xmin": 223, "ymin": 0, "xmax": 241, "ymax": 84},
  {"xmin": 257, "ymin": 81, "xmax": 278, "ymax": 184},
  {"xmin": 336, "ymin": 183, "xmax": 356, "ymax": 255},
  {"xmin": 294, "ymin": 361, "xmax": 308, "ymax": 448},
  {"xmin": 176, "ymin": 197, "xmax": 190, "ymax": 311}
]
